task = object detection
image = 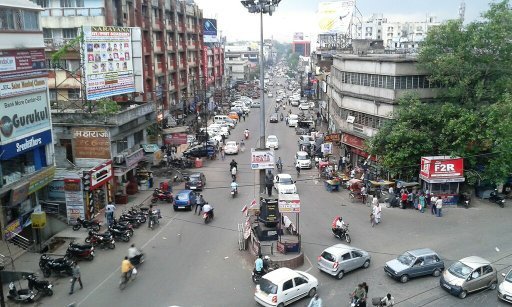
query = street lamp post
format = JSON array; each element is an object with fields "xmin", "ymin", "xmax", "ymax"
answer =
[{"xmin": 241, "ymin": 0, "xmax": 281, "ymax": 193}]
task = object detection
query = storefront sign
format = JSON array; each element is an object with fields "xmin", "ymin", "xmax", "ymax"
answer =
[
  {"xmin": 250, "ymin": 148, "xmax": 275, "ymax": 170},
  {"xmin": 420, "ymin": 156, "xmax": 464, "ymax": 180},
  {"xmin": 72, "ymin": 127, "xmax": 111, "ymax": 159},
  {"xmin": 321, "ymin": 143, "xmax": 333, "ymax": 155},
  {"xmin": 202, "ymin": 46, "xmax": 208, "ymax": 85},
  {"xmin": 0, "ymin": 49, "xmax": 47, "ymax": 81},
  {"xmin": 28, "ymin": 166, "xmax": 56, "ymax": 194},
  {"xmin": 48, "ymin": 180, "xmax": 65, "ymax": 200},
  {"xmin": 31, "ymin": 212, "xmax": 46, "ymax": 229},
  {"xmin": 10, "ymin": 182, "xmax": 30, "ymax": 205},
  {"xmin": 0, "ymin": 78, "xmax": 48, "ymax": 98},
  {"xmin": 342, "ymin": 133, "xmax": 365, "ymax": 150},
  {"xmin": 278, "ymin": 194, "xmax": 301, "ymax": 213},
  {"xmin": 89, "ymin": 161, "xmax": 113, "ymax": 190},
  {"xmin": 164, "ymin": 133, "xmax": 187, "ymax": 145},
  {"xmin": 324, "ymin": 133, "xmax": 341, "ymax": 143},
  {"xmin": 125, "ymin": 148, "xmax": 144, "ymax": 168},
  {"xmin": 3, "ymin": 218, "xmax": 22, "ymax": 240},
  {"xmin": 0, "ymin": 129, "xmax": 52, "ymax": 160},
  {"xmin": 0, "ymin": 92, "xmax": 51, "ymax": 144},
  {"xmin": 64, "ymin": 178, "xmax": 82, "ymax": 191}
]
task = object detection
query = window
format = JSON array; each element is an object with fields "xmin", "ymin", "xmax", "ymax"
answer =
[
  {"xmin": 294, "ymin": 277, "xmax": 307, "ymax": 286},
  {"xmin": 62, "ymin": 28, "xmax": 77, "ymax": 39},
  {"xmin": 470, "ymin": 269, "xmax": 481, "ymax": 280},
  {"xmin": 413, "ymin": 257, "xmax": 424, "ymax": 267},
  {"xmin": 49, "ymin": 90, "xmax": 57, "ymax": 101},
  {"xmin": 43, "ymin": 28, "xmax": 52, "ymax": 39},
  {"xmin": 341, "ymin": 253, "xmax": 351, "ymax": 261},
  {"xmin": 68, "ymin": 89, "xmax": 80, "ymax": 99},
  {"xmin": 352, "ymin": 251, "xmax": 363, "ymax": 258},
  {"xmin": 134, "ymin": 130, "xmax": 144, "ymax": 145},
  {"xmin": 282, "ymin": 279, "xmax": 294, "ymax": 291},
  {"xmin": 36, "ymin": 0, "xmax": 49, "ymax": 7},
  {"xmin": 483, "ymin": 265, "xmax": 493, "ymax": 275},
  {"xmin": 424, "ymin": 255, "xmax": 440, "ymax": 264},
  {"xmin": 23, "ymin": 11, "xmax": 39, "ymax": 30},
  {"xmin": 117, "ymin": 138, "xmax": 128, "ymax": 153}
]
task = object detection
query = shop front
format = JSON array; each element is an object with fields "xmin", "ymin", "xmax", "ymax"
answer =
[
  {"xmin": 45, "ymin": 170, "xmax": 85, "ymax": 224},
  {"xmin": 113, "ymin": 148, "xmax": 146, "ymax": 202},
  {"xmin": 141, "ymin": 144, "xmax": 163, "ymax": 166},
  {"xmin": 82, "ymin": 161, "xmax": 113, "ymax": 219},
  {"xmin": 420, "ymin": 156, "xmax": 465, "ymax": 205}
]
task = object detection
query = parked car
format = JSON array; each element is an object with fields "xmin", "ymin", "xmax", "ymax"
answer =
[
  {"xmin": 298, "ymin": 103, "xmax": 310, "ymax": 111},
  {"xmin": 266, "ymin": 135, "xmax": 279, "ymax": 149},
  {"xmin": 183, "ymin": 145, "xmax": 215, "ymax": 158},
  {"xmin": 224, "ymin": 141, "xmax": 239, "ymax": 155},
  {"xmin": 269, "ymin": 113, "xmax": 279, "ymax": 123},
  {"xmin": 173, "ymin": 190, "xmax": 197, "ymax": 211},
  {"xmin": 288, "ymin": 114, "xmax": 299, "ymax": 127},
  {"xmin": 268, "ymin": 92, "xmax": 273, "ymax": 98},
  {"xmin": 184, "ymin": 172, "xmax": 206, "ymax": 191},
  {"xmin": 498, "ymin": 268, "xmax": 512, "ymax": 303},
  {"xmin": 317, "ymin": 244, "xmax": 371, "ymax": 279},
  {"xmin": 440, "ymin": 256, "xmax": 498, "ymax": 299},
  {"xmin": 273, "ymin": 174, "xmax": 297, "ymax": 194},
  {"xmin": 384, "ymin": 248, "xmax": 444, "ymax": 283},
  {"xmin": 251, "ymin": 101, "xmax": 261, "ymax": 108},
  {"xmin": 228, "ymin": 111, "xmax": 240, "ymax": 121},
  {"xmin": 295, "ymin": 151, "xmax": 312, "ymax": 169},
  {"xmin": 254, "ymin": 268, "xmax": 318, "ymax": 307},
  {"xmin": 298, "ymin": 135, "xmax": 315, "ymax": 146}
]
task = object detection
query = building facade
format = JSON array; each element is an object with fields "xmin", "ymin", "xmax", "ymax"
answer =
[
  {"xmin": 327, "ymin": 54, "xmax": 438, "ymax": 168},
  {"xmin": 292, "ymin": 40, "xmax": 311, "ymax": 57},
  {"xmin": 0, "ymin": 0, "xmax": 56, "ymax": 247}
]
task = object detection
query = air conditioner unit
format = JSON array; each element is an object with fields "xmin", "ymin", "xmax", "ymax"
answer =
[{"xmin": 114, "ymin": 155, "xmax": 125, "ymax": 164}]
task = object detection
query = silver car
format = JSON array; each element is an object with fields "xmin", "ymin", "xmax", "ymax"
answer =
[
  {"xmin": 317, "ymin": 244, "xmax": 371, "ymax": 279},
  {"xmin": 498, "ymin": 269, "xmax": 512, "ymax": 303}
]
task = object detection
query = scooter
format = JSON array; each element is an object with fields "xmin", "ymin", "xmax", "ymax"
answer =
[
  {"xmin": 244, "ymin": 131, "xmax": 249, "ymax": 140},
  {"xmin": 66, "ymin": 242, "xmax": 95, "ymax": 261},
  {"xmin": 231, "ymin": 187, "xmax": 238, "ymax": 198},
  {"xmin": 26, "ymin": 274, "xmax": 53, "ymax": 296},
  {"xmin": 72, "ymin": 217, "xmax": 101, "ymax": 231},
  {"xmin": 203, "ymin": 208, "xmax": 214, "ymax": 224},
  {"xmin": 148, "ymin": 210, "xmax": 160, "ymax": 230},
  {"xmin": 7, "ymin": 282, "xmax": 36, "ymax": 303},
  {"xmin": 332, "ymin": 224, "xmax": 351, "ymax": 243},
  {"xmin": 489, "ymin": 189, "xmax": 505, "ymax": 208}
]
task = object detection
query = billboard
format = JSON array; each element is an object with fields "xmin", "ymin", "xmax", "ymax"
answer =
[
  {"xmin": 72, "ymin": 127, "xmax": 111, "ymax": 159},
  {"xmin": 317, "ymin": 1, "xmax": 356, "ymax": 34},
  {"xmin": 420, "ymin": 156, "xmax": 464, "ymax": 182},
  {"xmin": 0, "ymin": 78, "xmax": 48, "ymax": 98},
  {"xmin": 82, "ymin": 26, "xmax": 137, "ymax": 100},
  {"xmin": 293, "ymin": 32, "xmax": 304, "ymax": 41},
  {"xmin": 0, "ymin": 49, "xmax": 47, "ymax": 82},
  {"xmin": 250, "ymin": 148, "xmax": 275, "ymax": 170},
  {"xmin": 0, "ymin": 129, "xmax": 53, "ymax": 160},
  {"xmin": 0, "ymin": 91, "xmax": 51, "ymax": 144},
  {"xmin": 203, "ymin": 19, "xmax": 217, "ymax": 43}
]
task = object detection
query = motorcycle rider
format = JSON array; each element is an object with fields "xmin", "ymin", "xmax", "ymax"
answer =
[
  {"xmin": 230, "ymin": 159, "xmax": 238, "ymax": 172},
  {"xmin": 351, "ymin": 283, "xmax": 367, "ymax": 307},
  {"xmin": 332, "ymin": 216, "xmax": 347, "ymax": 238},
  {"xmin": 231, "ymin": 165, "xmax": 237, "ymax": 181},
  {"xmin": 244, "ymin": 129, "xmax": 250, "ymax": 139},
  {"xmin": 230, "ymin": 179, "xmax": 239, "ymax": 194},
  {"xmin": 121, "ymin": 256, "xmax": 134, "ymax": 283},
  {"xmin": 127, "ymin": 244, "xmax": 142, "ymax": 265},
  {"xmin": 254, "ymin": 254, "xmax": 264, "ymax": 275},
  {"xmin": 201, "ymin": 202, "xmax": 213, "ymax": 219},
  {"xmin": 295, "ymin": 161, "xmax": 301, "ymax": 175},
  {"xmin": 148, "ymin": 204, "xmax": 160, "ymax": 226},
  {"xmin": 276, "ymin": 157, "xmax": 283, "ymax": 172}
]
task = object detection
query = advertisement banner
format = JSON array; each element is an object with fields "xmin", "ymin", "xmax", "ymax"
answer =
[
  {"xmin": 324, "ymin": 133, "xmax": 341, "ymax": 143},
  {"xmin": 203, "ymin": 18, "xmax": 217, "ymax": 36},
  {"xmin": 65, "ymin": 179, "xmax": 85, "ymax": 223},
  {"xmin": 31, "ymin": 212, "xmax": 47, "ymax": 229},
  {"xmin": 89, "ymin": 161, "xmax": 113, "ymax": 190},
  {"xmin": 164, "ymin": 133, "xmax": 188, "ymax": 145},
  {"xmin": 82, "ymin": 26, "xmax": 136, "ymax": 100},
  {"xmin": 48, "ymin": 180, "xmax": 65, "ymax": 200},
  {"xmin": 250, "ymin": 148, "xmax": 275, "ymax": 170},
  {"xmin": 29, "ymin": 166, "xmax": 56, "ymax": 194},
  {"xmin": 10, "ymin": 182, "xmax": 30, "ymax": 206},
  {"xmin": 420, "ymin": 156, "xmax": 464, "ymax": 180},
  {"xmin": 293, "ymin": 32, "xmax": 304, "ymax": 41},
  {"xmin": 342, "ymin": 133, "xmax": 365, "ymax": 150},
  {"xmin": 0, "ymin": 129, "xmax": 52, "ymax": 160},
  {"xmin": 321, "ymin": 142, "xmax": 333, "ymax": 155},
  {"xmin": 202, "ymin": 46, "xmax": 208, "ymax": 85},
  {"xmin": 0, "ymin": 78, "xmax": 48, "ymax": 98},
  {"xmin": 278, "ymin": 194, "xmax": 301, "ymax": 213},
  {"xmin": 317, "ymin": 1, "xmax": 356, "ymax": 34},
  {"xmin": 0, "ymin": 49, "xmax": 46, "ymax": 81},
  {"xmin": 0, "ymin": 92, "xmax": 50, "ymax": 144},
  {"xmin": 72, "ymin": 127, "xmax": 111, "ymax": 159},
  {"xmin": 3, "ymin": 218, "xmax": 22, "ymax": 240}
]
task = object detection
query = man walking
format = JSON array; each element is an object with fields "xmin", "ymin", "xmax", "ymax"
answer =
[
  {"xmin": 105, "ymin": 202, "xmax": 116, "ymax": 227},
  {"xmin": 69, "ymin": 262, "xmax": 83, "ymax": 294},
  {"xmin": 436, "ymin": 196, "xmax": 443, "ymax": 217},
  {"xmin": 308, "ymin": 294, "xmax": 323, "ymax": 307},
  {"xmin": 195, "ymin": 194, "xmax": 205, "ymax": 215},
  {"xmin": 430, "ymin": 194, "xmax": 438, "ymax": 215}
]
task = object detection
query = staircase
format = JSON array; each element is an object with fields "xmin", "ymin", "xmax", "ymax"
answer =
[{"xmin": 7, "ymin": 233, "xmax": 33, "ymax": 252}]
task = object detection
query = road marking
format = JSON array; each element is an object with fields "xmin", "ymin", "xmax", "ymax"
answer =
[
  {"xmin": 77, "ymin": 217, "xmax": 176, "ymax": 305},
  {"xmin": 304, "ymin": 254, "xmax": 313, "ymax": 272}
]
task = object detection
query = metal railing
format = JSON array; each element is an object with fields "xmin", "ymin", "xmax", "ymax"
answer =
[{"xmin": 8, "ymin": 233, "xmax": 33, "ymax": 251}]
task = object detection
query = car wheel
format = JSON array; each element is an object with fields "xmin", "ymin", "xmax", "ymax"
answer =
[
  {"xmin": 362, "ymin": 260, "xmax": 370, "ymax": 269},
  {"xmin": 432, "ymin": 269, "xmax": 441, "ymax": 277},
  {"xmin": 489, "ymin": 281, "xmax": 497, "ymax": 290},
  {"xmin": 308, "ymin": 287, "xmax": 317, "ymax": 298},
  {"xmin": 400, "ymin": 275, "xmax": 409, "ymax": 283},
  {"xmin": 336, "ymin": 270, "xmax": 344, "ymax": 280},
  {"xmin": 173, "ymin": 206, "xmax": 177, "ymax": 211},
  {"xmin": 458, "ymin": 290, "xmax": 467, "ymax": 299}
]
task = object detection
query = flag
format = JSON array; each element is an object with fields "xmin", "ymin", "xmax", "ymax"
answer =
[
  {"xmin": 248, "ymin": 199, "xmax": 257, "ymax": 209},
  {"xmin": 241, "ymin": 205, "xmax": 247, "ymax": 214}
]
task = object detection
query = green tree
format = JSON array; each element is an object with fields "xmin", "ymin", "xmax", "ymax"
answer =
[
  {"xmin": 368, "ymin": 0, "xmax": 512, "ymax": 184},
  {"xmin": 96, "ymin": 98, "xmax": 121, "ymax": 115},
  {"xmin": 287, "ymin": 52, "xmax": 299, "ymax": 72}
]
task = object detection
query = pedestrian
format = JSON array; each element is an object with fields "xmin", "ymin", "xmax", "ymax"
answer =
[
  {"xmin": 362, "ymin": 282, "xmax": 369, "ymax": 307},
  {"xmin": 242, "ymin": 113, "xmax": 246, "ymax": 121},
  {"xmin": 360, "ymin": 185, "xmax": 367, "ymax": 204},
  {"xmin": 221, "ymin": 134, "xmax": 226, "ymax": 145},
  {"xmin": 419, "ymin": 193, "xmax": 426, "ymax": 213},
  {"xmin": 220, "ymin": 147, "xmax": 225, "ymax": 160},
  {"xmin": 308, "ymin": 294, "xmax": 323, "ymax": 307},
  {"xmin": 430, "ymin": 194, "xmax": 438, "ymax": 215},
  {"xmin": 401, "ymin": 191, "xmax": 408, "ymax": 209},
  {"xmin": 69, "ymin": 262, "xmax": 83, "ymax": 294},
  {"xmin": 425, "ymin": 188, "xmax": 431, "ymax": 207},
  {"xmin": 105, "ymin": 202, "xmax": 116, "ymax": 227},
  {"xmin": 372, "ymin": 202, "xmax": 381, "ymax": 227},
  {"xmin": 195, "ymin": 194, "xmax": 205, "ymax": 215},
  {"xmin": 240, "ymin": 139, "xmax": 245, "ymax": 152},
  {"xmin": 436, "ymin": 196, "xmax": 443, "ymax": 217},
  {"xmin": 408, "ymin": 190, "xmax": 414, "ymax": 208}
]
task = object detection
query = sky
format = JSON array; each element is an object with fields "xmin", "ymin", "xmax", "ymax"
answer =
[{"xmin": 193, "ymin": 0, "xmax": 493, "ymax": 42}]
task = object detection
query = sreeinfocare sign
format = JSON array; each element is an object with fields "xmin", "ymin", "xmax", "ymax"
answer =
[{"xmin": 0, "ymin": 129, "xmax": 52, "ymax": 160}]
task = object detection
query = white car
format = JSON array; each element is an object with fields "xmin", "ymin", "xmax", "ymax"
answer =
[
  {"xmin": 214, "ymin": 120, "xmax": 235, "ymax": 129},
  {"xmin": 268, "ymin": 92, "xmax": 273, "ymax": 98},
  {"xmin": 295, "ymin": 151, "xmax": 312, "ymax": 169},
  {"xmin": 224, "ymin": 141, "xmax": 239, "ymax": 155},
  {"xmin": 298, "ymin": 135, "xmax": 315, "ymax": 146},
  {"xmin": 290, "ymin": 99, "xmax": 299, "ymax": 107},
  {"xmin": 254, "ymin": 268, "xmax": 318, "ymax": 307},
  {"xmin": 273, "ymin": 174, "xmax": 297, "ymax": 194},
  {"xmin": 288, "ymin": 114, "xmax": 299, "ymax": 127},
  {"xmin": 499, "ymin": 269, "xmax": 512, "ymax": 303},
  {"xmin": 208, "ymin": 124, "xmax": 229, "ymax": 137},
  {"xmin": 266, "ymin": 135, "xmax": 279, "ymax": 149},
  {"xmin": 299, "ymin": 103, "xmax": 310, "ymax": 111}
]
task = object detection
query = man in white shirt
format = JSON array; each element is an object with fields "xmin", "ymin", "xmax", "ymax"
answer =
[
  {"xmin": 430, "ymin": 195, "xmax": 438, "ymax": 215},
  {"xmin": 435, "ymin": 197, "xmax": 443, "ymax": 217},
  {"xmin": 282, "ymin": 215, "xmax": 295, "ymax": 234},
  {"xmin": 202, "ymin": 203, "xmax": 213, "ymax": 218},
  {"xmin": 380, "ymin": 293, "xmax": 394, "ymax": 306}
]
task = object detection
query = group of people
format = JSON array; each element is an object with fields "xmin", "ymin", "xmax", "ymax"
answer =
[
  {"xmin": 397, "ymin": 187, "xmax": 444, "ymax": 217},
  {"xmin": 351, "ymin": 283, "xmax": 394, "ymax": 307}
]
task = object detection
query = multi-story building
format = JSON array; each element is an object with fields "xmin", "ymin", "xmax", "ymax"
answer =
[
  {"xmin": 327, "ymin": 54, "xmax": 438, "ymax": 168},
  {"xmin": 292, "ymin": 40, "xmax": 311, "ymax": 57},
  {"xmin": 0, "ymin": 0, "xmax": 56, "ymax": 248}
]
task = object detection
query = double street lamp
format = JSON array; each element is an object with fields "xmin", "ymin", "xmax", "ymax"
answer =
[{"xmin": 241, "ymin": 0, "xmax": 281, "ymax": 193}]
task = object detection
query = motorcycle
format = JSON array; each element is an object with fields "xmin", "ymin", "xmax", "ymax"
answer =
[
  {"xmin": 72, "ymin": 217, "xmax": 101, "ymax": 231},
  {"xmin": 244, "ymin": 131, "xmax": 249, "ymax": 140},
  {"xmin": 203, "ymin": 208, "xmax": 214, "ymax": 224},
  {"xmin": 231, "ymin": 167, "xmax": 237, "ymax": 181},
  {"xmin": 231, "ymin": 187, "xmax": 238, "ymax": 198},
  {"xmin": 489, "ymin": 189, "xmax": 505, "ymax": 208},
  {"xmin": 252, "ymin": 269, "xmax": 265, "ymax": 284},
  {"xmin": 39, "ymin": 254, "xmax": 73, "ymax": 278},
  {"xmin": 129, "ymin": 252, "xmax": 145, "ymax": 267},
  {"xmin": 112, "ymin": 219, "xmax": 135, "ymax": 235},
  {"xmin": 385, "ymin": 195, "xmax": 400, "ymax": 208},
  {"xmin": 151, "ymin": 189, "xmax": 174, "ymax": 204},
  {"xmin": 65, "ymin": 242, "xmax": 95, "ymax": 261},
  {"xmin": 121, "ymin": 209, "xmax": 147, "ymax": 223},
  {"xmin": 280, "ymin": 113, "xmax": 284, "ymax": 121},
  {"xmin": 251, "ymin": 258, "xmax": 279, "ymax": 284},
  {"xmin": 7, "ymin": 282, "xmax": 35, "ymax": 303},
  {"xmin": 26, "ymin": 274, "xmax": 53, "ymax": 297},
  {"xmin": 332, "ymin": 224, "xmax": 351, "ymax": 243},
  {"xmin": 148, "ymin": 210, "xmax": 161, "ymax": 230},
  {"xmin": 85, "ymin": 231, "xmax": 116, "ymax": 249},
  {"xmin": 119, "ymin": 213, "xmax": 145, "ymax": 226},
  {"xmin": 107, "ymin": 227, "xmax": 131, "ymax": 242},
  {"xmin": 351, "ymin": 297, "xmax": 363, "ymax": 307},
  {"xmin": 276, "ymin": 162, "xmax": 283, "ymax": 173}
]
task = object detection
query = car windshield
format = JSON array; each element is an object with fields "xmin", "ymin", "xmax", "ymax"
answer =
[
  {"xmin": 448, "ymin": 261, "xmax": 473, "ymax": 279},
  {"xmin": 505, "ymin": 271, "xmax": 512, "ymax": 283},
  {"xmin": 175, "ymin": 193, "xmax": 188, "ymax": 201},
  {"xmin": 279, "ymin": 177, "xmax": 293, "ymax": 185},
  {"xmin": 268, "ymin": 137, "xmax": 277, "ymax": 142},
  {"xmin": 258, "ymin": 278, "xmax": 277, "ymax": 295},
  {"xmin": 397, "ymin": 252, "xmax": 415, "ymax": 266},
  {"xmin": 297, "ymin": 154, "xmax": 309, "ymax": 160},
  {"xmin": 189, "ymin": 176, "xmax": 200, "ymax": 182}
]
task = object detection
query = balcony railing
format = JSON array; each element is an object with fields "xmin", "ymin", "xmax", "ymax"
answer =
[
  {"xmin": 44, "ymin": 38, "xmax": 74, "ymax": 49},
  {"xmin": 41, "ymin": 7, "xmax": 104, "ymax": 17}
]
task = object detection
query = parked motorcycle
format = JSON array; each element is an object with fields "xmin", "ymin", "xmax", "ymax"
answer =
[
  {"xmin": 121, "ymin": 210, "xmax": 147, "ymax": 223},
  {"xmin": 251, "ymin": 257, "xmax": 278, "ymax": 283},
  {"xmin": 489, "ymin": 189, "xmax": 505, "ymax": 208},
  {"xmin": 112, "ymin": 219, "xmax": 135, "ymax": 234},
  {"xmin": 107, "ymin": 227, "xmax": 131, "ymax": 242},
  {"xmin": 85, "ymin": 231, "xmax": 116, "ymax": 249},
  {"xmin": 26, "ymin": 274, "xmax": 53, "ymax": 296},
  {"xmin": 119, "ymin": 213, "xmax": 145, "ymax": 226},
  {"xmin": 7, "ymin": 282, "xmax": 35, "ymax": 303},
  {"xmin": 332, "ymin": 224, "xmax": 351, "ymax": 243},
  {"xmin": 72, "ymin": 217, "xmax": 101, "ymax": 231},
  {"xmin": 39, "ymin": 254, "xmax": 73, "ymax": 278},
  {"xmin": 151, "ymin": 189, "xmax": 174, "ymax": 204},
  {"xmin": 65, "ymin": 242, "xmax": 95, "ymax": 261}
]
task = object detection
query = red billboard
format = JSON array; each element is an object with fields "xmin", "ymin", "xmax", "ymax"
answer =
[
  {"xmin": 420, "ymin": 156, "xmax": 464, "ymax": 179},
  {"xmin": 164, "ymin": 133, "xmax": 188, "ymax": 145},
  {"xmin": 0, "ymin": 49, "xmax": 47, "ymax": 81}
]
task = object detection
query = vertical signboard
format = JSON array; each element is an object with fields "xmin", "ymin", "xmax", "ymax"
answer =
[
  {"xmin": 64, "ymin": 178, "xmax": 85, "ymax": 223},
  {"xmin": 81, "ymin": 26, "xmax": 136, "ymax": 100},
  {"xmin": 203, "ymin": 19, "xmax": 218, "ymax": 43},
  {"xmin": 202, "ymin": 46, "xmax": 208, "ymax": 84}
]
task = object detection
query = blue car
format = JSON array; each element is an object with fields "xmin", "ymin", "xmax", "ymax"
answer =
[{"xmin": 174, "ymin": 190, "xmax": 197, "ymax": 211}]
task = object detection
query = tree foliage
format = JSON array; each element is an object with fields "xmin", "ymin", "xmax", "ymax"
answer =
[
  {"xmin": 96, "ymin": 98, "xmax": 121, "ymax": 115},
  {"xmin": 369, "ymin": 0, "xmax": 512, "ymax": 184}
]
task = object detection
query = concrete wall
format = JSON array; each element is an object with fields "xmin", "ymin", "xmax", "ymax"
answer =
[{"xmin": 3, "ymin": 33, "xmax": 44, "ymax": 49}]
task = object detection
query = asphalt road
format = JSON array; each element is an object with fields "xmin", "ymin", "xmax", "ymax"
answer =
[{"xmin": 11, "ymin": 82, "xmax": 512, "ymax": 307}]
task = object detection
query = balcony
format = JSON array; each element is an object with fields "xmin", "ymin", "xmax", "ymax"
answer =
[
  {"xmin": 51, "ymin": 102, "xmax": 156, "ymax": 127},
  {"xmin": 41, "ymin": 7, "xmax": 104, "ymax": 17},
  {"xmin": 165, "ymin": 20, "xmax": 175, "ymax": 31},
  {"xmin": 44, "ymin": 38, "xmax": 75, "ymax": 50}
]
